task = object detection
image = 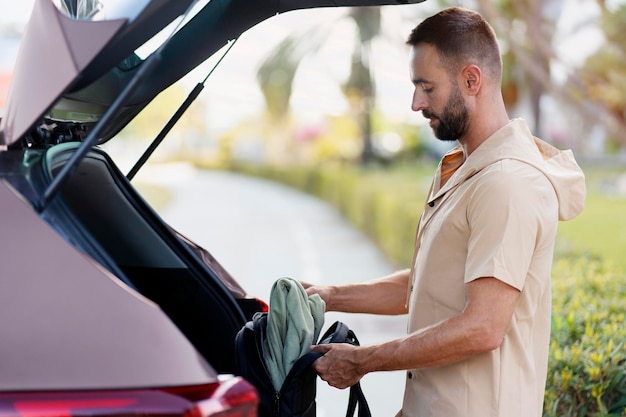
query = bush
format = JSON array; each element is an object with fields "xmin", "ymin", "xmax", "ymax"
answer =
[{"xmin": 545, "ymin": 255, "xmax": 626, "ymax": 417}]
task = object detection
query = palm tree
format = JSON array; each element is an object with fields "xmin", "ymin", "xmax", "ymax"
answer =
[
  {"xmin": 342, "ymin": 7, "xmax": 381, "ymax": 165},
  {"xmin": 476, "ymin": 0, "xmax": 562, "ymax": 136},
  {"xmin": 255, "ymin": 32, "xmax": 324, "ymax": 163},
  {"xmin": 480, "ymin": 0, "xmax": 626, "ymax": 149},
  {"xmin": 256, "ymin": 36, "xmax": 301, "ymax": 124},
  {"xmin": 255, "ymin": 7, "xmax": 385, "ymax": 166},
  {"xmin": 573, "ymin": 3, "xmax": 626, "ymax": 149}
]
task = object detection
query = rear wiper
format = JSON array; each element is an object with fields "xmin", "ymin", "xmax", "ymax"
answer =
[
  {"xmin": 38, "ymin": 0, "xmax": 201, "ymax": 213},
  {"xmin": 126, "ymin": 37, "xmax": 239, "ymax": 181}
]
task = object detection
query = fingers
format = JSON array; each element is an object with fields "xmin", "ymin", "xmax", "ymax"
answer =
[
  {"xmin": 300, "ymin": 281, "xmax": 325, "ymax": 300},
  {"xmin": 310, "ymin": 344, "xmax": 332, "ymax": 354},
  {"xmin": 313, "ymin": 356, "xmax": 351, "ymax": 389},
  {"xmin": 310, "ymin": 344, "xmax": 363, "ymax": 389}
]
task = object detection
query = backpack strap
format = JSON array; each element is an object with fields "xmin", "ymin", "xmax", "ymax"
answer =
[{"xmin": 346, "ymin": 382, "xmax": 371, "ymax": 417}]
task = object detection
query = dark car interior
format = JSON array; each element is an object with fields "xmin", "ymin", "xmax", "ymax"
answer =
[{"xmin": 44, "ymin": 142, "xmax": 248, "ymax": 374}]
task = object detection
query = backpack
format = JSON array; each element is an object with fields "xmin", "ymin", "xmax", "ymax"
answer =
[{"xmin": 235, "ymin": 312, "xmax": 372, "ymax": 417}]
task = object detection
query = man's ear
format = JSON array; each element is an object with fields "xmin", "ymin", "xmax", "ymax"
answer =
[{"xmin": 462, "ymin": 65, "xmax": 482, "ymax": 96}]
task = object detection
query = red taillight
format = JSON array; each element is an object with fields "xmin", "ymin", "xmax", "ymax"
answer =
[
  {"xmin": 256, "ymin": 298, "xmax": 269, "ymax": 313},
  {"xmin": 0, "ymin": 377, "xmax": 258, "ymax": 417}
]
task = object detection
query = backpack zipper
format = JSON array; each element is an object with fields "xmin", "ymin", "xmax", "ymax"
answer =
[{"xmin": 273, "ymin": 391, "xmax": 280, "ymax": 416}]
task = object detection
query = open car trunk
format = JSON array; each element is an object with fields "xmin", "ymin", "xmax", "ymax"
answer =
[
  {"xmin": 43, "ymin": 142, "xmax": 250, "ymax": 374},
  {"xmin": 0, "ymin": 0, "xmax": 426, "ymax": 396}
]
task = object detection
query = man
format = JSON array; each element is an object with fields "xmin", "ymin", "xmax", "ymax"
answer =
[{"xmin": 303, "ymin": 7, "xmax": 586, "ymax": 417}]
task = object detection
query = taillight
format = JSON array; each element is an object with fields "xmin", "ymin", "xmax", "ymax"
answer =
[
  {"xmin": 0, "ymin": 377, "xmax": 258, "ymax": 417},
  {"xmin": 237, "ymin": 298, "xmax": 269, "ymax": 320},
  {"xmin": 256, "ymin": 298, "xmax": 269, "ymax": 313}
]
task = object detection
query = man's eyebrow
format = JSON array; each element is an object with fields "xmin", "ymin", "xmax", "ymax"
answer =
[{"xmin": 412, "ymin": 78, "xmax": 433, "ymax": 86}]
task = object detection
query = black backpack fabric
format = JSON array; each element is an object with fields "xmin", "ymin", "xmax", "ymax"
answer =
[{"xmin": 235, "ymin": 312, "xmax": 372, "ymax": 417}]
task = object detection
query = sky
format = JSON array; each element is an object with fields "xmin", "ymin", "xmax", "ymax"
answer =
[{"xmin": 0, "ymin": 0, "xmax": 615, "ymax": 133}]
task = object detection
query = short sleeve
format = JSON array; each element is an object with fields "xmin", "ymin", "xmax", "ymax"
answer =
[{"xmin": 464, "ymin": 161, "xmax": 551, "ymax": 290}]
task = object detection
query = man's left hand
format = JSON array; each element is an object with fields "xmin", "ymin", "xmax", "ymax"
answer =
[{"xmin": 310, "ymin": 343, "xmax": 364, "ymax": 389}]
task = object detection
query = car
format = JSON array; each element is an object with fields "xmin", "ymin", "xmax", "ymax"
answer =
[{"xmin": 0, "ymin": 0, "xmax": 423, "ymax": 416}]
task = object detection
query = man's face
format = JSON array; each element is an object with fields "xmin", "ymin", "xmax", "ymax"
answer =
[{"xmin": 409, "ymin": 44, "xmax": 469, "ymax": 142}]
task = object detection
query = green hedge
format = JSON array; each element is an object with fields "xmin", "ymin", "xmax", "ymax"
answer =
[
  {"xmin": 226, "ymin": 162, "xmax": 626, "ymax": 416},
  {"xmin": 547, "ymin": 255, "xmax": 626, "ymax": 416}
]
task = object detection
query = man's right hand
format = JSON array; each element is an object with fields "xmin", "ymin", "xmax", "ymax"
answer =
[{"xmin": 300, "ymin": 281, "xmax": 333, "ymax": 308}]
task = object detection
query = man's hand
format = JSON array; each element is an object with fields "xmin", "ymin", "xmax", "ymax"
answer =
[
  {"xmin": 310, "ymin": 343, "xmax": 365, "ymax": 389},
  {"xmin": 300, "ymin": 281, "xmax": 333, "ymax": 306}
]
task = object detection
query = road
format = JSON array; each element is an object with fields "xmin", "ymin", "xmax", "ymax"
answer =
[{"xmin": 138, "ymin": 163, "xmax": 409, "ymax": 417}]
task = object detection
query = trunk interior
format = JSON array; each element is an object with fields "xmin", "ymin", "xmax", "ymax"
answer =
[{"xmin": 45, "ymin": 142, "xmax": 247, "ymax": 374}]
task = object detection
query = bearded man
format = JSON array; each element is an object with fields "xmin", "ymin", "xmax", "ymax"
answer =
[{"xmin": 303, "ymin": 7, "xmax": 586, "ymax": 417}]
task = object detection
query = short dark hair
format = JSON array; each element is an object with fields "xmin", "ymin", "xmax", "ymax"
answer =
[{"xmin": 406, "ymin": 7, "xmax": 502, "ymax": 84}]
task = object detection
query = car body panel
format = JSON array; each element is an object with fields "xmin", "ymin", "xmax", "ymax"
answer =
[{"xmin": 0, "ymin": 180, "xmax": 217, "ymax": 391}]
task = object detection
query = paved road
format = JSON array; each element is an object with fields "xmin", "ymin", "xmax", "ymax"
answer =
[{"xmin": 139, "ymin": 163, "xmax": 408, "ymax": 417}]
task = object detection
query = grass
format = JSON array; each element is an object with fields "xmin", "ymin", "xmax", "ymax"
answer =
[{"xmin": 556, "ymin": 167, "xmax": 626, "ymax": 270}]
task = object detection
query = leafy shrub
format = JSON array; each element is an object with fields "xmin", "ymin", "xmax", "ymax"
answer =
[{"xmin": 545, "ymin": 255, "xmax": 626, "ymax": 417}]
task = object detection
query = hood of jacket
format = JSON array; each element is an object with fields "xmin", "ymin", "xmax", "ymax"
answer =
[{"xmin": 432, "ymin": 118, "xmax": 586, "ymax": 221}]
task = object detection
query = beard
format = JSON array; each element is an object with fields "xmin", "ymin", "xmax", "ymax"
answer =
[{"xmin": 423, "ymin": 84, "xmax": 469, "ymax": 142}]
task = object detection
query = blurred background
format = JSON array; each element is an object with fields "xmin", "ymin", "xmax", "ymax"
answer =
[{"xmin": 3, "ymin": 0, "xmax": 626, "ymax": 169}]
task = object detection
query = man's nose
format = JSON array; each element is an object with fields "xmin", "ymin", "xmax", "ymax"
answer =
[{"xmin": 411, "ymin": 89, "xmax": 428, "ymax": 112}]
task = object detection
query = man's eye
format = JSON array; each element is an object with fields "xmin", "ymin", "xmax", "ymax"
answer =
[{"xmin": 422, "ymin": 86, "xmax": 434, "ymax": 94}]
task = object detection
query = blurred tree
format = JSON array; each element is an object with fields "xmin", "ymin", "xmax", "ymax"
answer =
[
  {"xmin": 343, "ymin": 7, "xmax": 381, "ymax": 166},
  {"xmin": 256, "ymin": 35, "xmax": 314, "ymax": 163},
  {"xmin": 255, "ymin": 7, "xmax": 387, "ymax": 166},
  {"xmin": 575, "ymin": 3, "xmax": 626, "ymax": 150},
  {"xmin": 478, "ymin": 0, "xmax": 626, "ymax": 149},
  {"xmin": 476, "ymin": 0, "xmax": 563, "ymax": 136},
  {"xmin": 257, "ymin": 37, "xmax": 301, "ymax": 124},
  {"xmin": 257, "ymin": 1, "xmax": 626, "ymax": 158}
]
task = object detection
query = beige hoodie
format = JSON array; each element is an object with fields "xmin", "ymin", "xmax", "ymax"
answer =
[{"xmin": 401, "ymin": 119, "xmax": 585, "ymax": 417}]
